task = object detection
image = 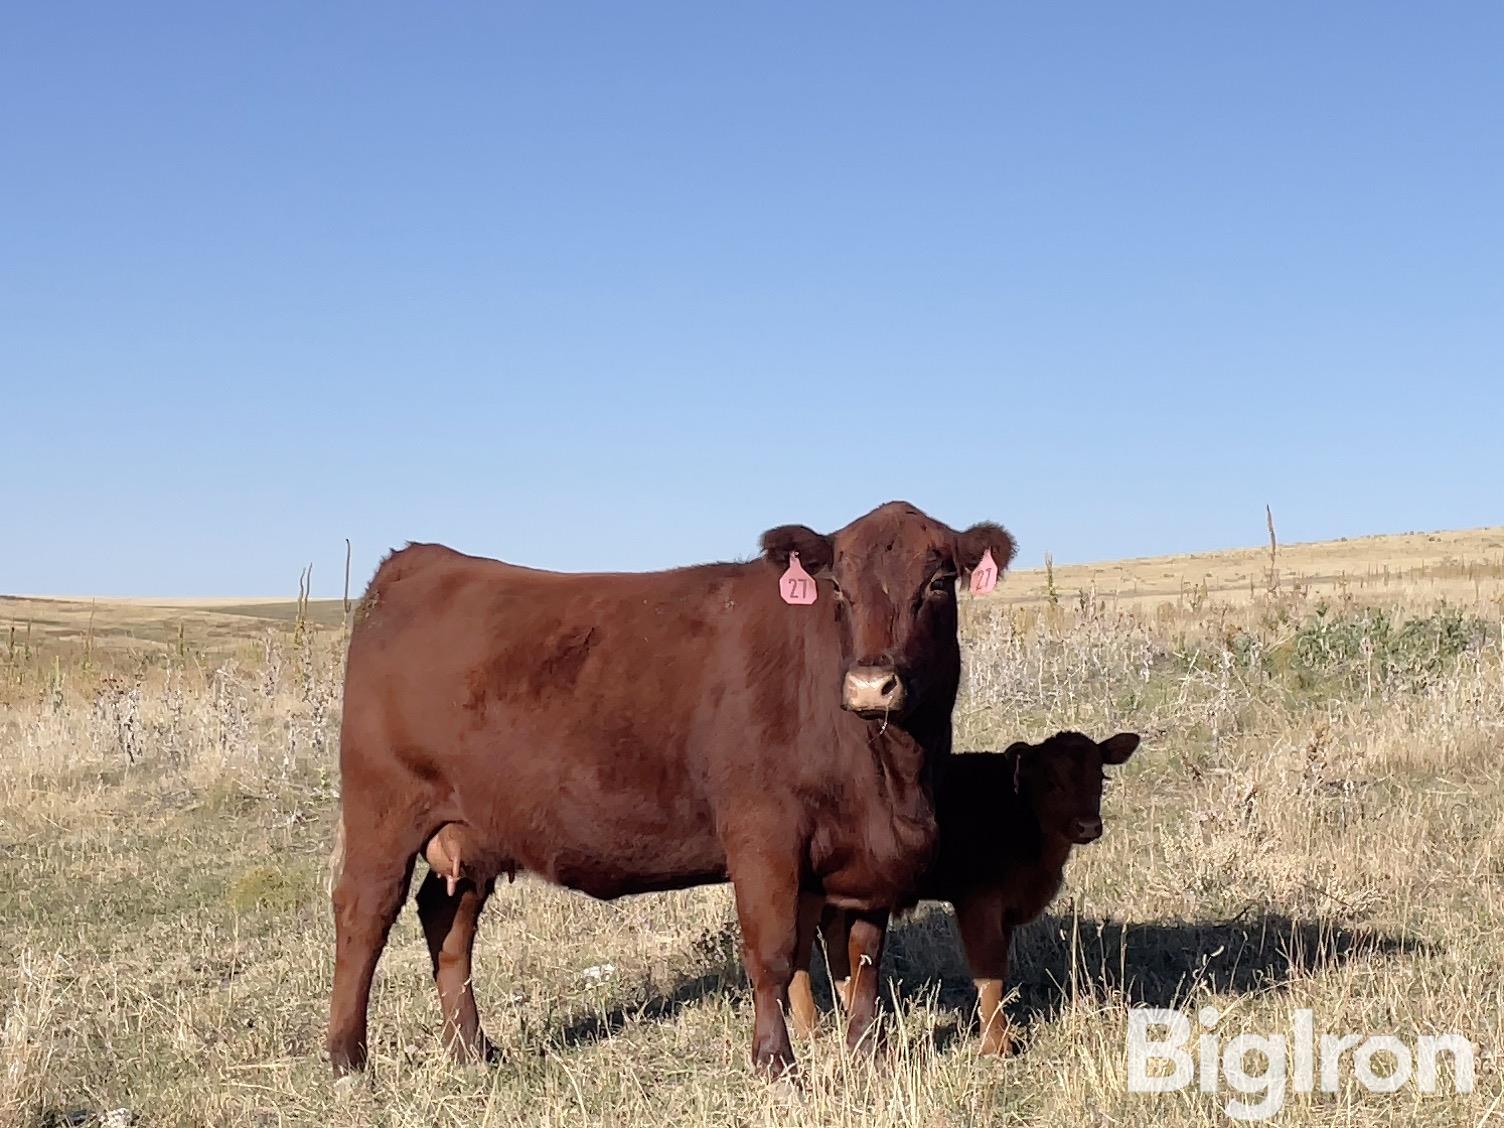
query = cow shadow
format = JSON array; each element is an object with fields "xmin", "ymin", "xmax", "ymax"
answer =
[
  {"xmin": 549, "ymin": 919, "xmax": 745, "ymax": 1051},
  {"xmin": 868, "ymin": 904, "xmax": 1431, "ymax": 1051},
  {"xmin": 551, "ymin": 967, "xmax": 733, "ymax": 1050},
  {"xmin": 546, "ymin": 903, "xmax": 1427, "ymax": 1054}
]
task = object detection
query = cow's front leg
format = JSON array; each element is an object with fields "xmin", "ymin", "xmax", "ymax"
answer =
[{"xmin": 728, "ymin": 850, "xmax": 802, "ymax": 1077}]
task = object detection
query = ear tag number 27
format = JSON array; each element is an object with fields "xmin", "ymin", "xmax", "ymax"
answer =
[
  {"xmin": 969, "ymin": 548, "xmax": 999, "ymax": 596},
  {"xmin": 779, "ymin": 552, "xmax": 818, "ymax": 605}
]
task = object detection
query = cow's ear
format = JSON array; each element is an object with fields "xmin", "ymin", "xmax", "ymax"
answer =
[
  {"xmin": 760, "ymin": 524, "xmax": 834, "ymax": 574},
  {"xmin": 1100, "ymin": 732, "xmax": 1140, "ymax": 765},
  {"xmin": 956, "ymin": 522, "xmax": 1017, "ymax": 578}
]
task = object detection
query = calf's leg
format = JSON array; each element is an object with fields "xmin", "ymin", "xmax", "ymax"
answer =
[
  {"xmin": 787, "ymin": 893, "xmax": 824, "ymax": 1038},
  {"xmin": 954, "ymin": 893, "xmax": 1014, "ymax": 1055},
  {"xmin": 416, "ymin": 869, "xmax": 497, "ymax": 1063},
  {"xmin": 818, "ymin": 906, "xmax": 854, "ymax": 1011}
]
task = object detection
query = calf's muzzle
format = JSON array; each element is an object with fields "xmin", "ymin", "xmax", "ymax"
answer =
[{"xmin": 1070, "ymin": 816, "xmax": 1103, "ymax": 844}]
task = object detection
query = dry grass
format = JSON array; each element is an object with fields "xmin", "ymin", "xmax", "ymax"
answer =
[
  {"xmin": 3, "ymin": 529, "xmax": 1503, "ymax": 1126},
  {"xmin": 999, "ymin": 524, "xmax": 1504, "ymax": 611}
]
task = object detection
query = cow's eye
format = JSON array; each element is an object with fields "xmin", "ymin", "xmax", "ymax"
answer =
[{"xmin": 928, "ymin": 574, "xmax": 955, "ymax": 596}]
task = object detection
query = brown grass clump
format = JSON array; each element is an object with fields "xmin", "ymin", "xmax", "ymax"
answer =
[{"xmin": 2, "ymin": 530, "xmax": 1502, "ymax": 1126}]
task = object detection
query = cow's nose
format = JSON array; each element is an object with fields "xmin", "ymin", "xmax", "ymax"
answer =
[
  {"xmin": 843, "ymin": 666, "xmax": 906, "ymax": 715},
  {"xmin": 1071, "ymin": 817, "xmax": 1103, "ymax": 843}
]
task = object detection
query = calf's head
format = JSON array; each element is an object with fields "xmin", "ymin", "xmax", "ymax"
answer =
[
  {"xmin": 761, "ymin": 501, "xmax": 1015, "ymax": 720},
  {"xmin": 1009, "ymin": 730, "xmax": 1139, "ymax": 844}
]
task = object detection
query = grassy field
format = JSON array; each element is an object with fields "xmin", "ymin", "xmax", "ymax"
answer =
[{"xmin": 3, "ymin": 528, "xmax": 1503, "ymax": 1126}]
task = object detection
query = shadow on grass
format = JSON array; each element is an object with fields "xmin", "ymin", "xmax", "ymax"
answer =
[
  {"xmin": 549, "ymin": 920, "xmax": 746, "ymax": 1051},
  {"xmin": 551, "ymin": 968, "xmax": 736, "ymax": 1050},
  {"xmin": 879, "ymin": 906, "xmax": 1432, "ymax": 1049},
  {"xmin": 546, "ymin": 906, "xmax": 1429, "ymax": 1054}
]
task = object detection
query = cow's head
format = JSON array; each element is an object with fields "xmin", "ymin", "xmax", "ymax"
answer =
[
  {"xmin": 1007, "ymin": 730, "xmax": 1139, "ymax": 844},
  {"xmin": 761, "ymin": 501, "xmax": 1015, "ymax": 720}
]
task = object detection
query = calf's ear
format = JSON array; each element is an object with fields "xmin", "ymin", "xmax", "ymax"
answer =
[
  {"xmin": 1003, "ymin": 740, "xmax": 1031, "ymax": 791},
  {"xmin": 760, "ymin": 525, "xmax": 834, "ymax": 574},
  {"xmin": 956, "ymin": 522, "xmax": 1018, "ymax": 577},
  {"xmin": 1100, "ymin": 732, "xmax": 1140, "ymax": 764}
]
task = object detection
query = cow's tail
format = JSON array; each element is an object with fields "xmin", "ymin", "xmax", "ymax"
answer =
[{"xmin": 326, "ymin": 806, "xmax": 347, "ymax": 895}]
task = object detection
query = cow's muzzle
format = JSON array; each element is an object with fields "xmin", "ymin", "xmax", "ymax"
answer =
[{"xmin": 842, "ymin": 665, "xmax": 906, "ymax": 716}]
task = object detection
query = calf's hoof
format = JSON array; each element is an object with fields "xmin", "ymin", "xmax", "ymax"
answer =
[{"xmin": 979, "ymin": 1026, "xmax": 1017, "ymax": 1057}]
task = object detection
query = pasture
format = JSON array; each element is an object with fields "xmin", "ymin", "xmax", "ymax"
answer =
[{"xmin": 3, "ymin": 527, "xmax": 1503, "ymax": 1126}]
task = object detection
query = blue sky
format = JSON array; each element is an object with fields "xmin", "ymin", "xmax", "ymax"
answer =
[{"xmin": 4, "ymin": 2, "xmax": 1501, "ymax": 596}]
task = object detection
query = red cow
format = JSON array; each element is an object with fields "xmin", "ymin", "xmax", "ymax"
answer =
[{"xmin": 326, "ymin": 502, "xmax": 1015, "ymax": 1076}]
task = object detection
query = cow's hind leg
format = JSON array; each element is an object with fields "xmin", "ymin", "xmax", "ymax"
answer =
[
  {"xmin": 416, "ymin": 870, "xmax": 497, "ymax": 1063},
  {"xmin": 843, "ymin": 909, "xmax": 889, "ymax": 1052},
  {"xmin": 327, "ymin": 840, "xmax": 416, "ymax": 1075}
]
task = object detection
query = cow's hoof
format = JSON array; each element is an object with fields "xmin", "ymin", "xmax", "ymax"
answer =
[
  {"xmin": 768, "ymin": 1074, "xmax": 806, "ymax": 1107},
  {"xmin": 466, "ymin": 1037, "xmax": 501, "ymax": 1067},
  {"xmin": 448, "ymin": 1036, "xmax": 500, "ymax": 1067},
  {"xmin": 333, "ymin": 1072, "xmax": 367, "ymax": 1100},
  {"xmin": 328, "ymin": 1048, "xmax": 367, "ymax": 1080},
  {"xmin": 845, "ymin": 1020, "xmax": 882, "ymax": 1056},
  {"xmin": 753, "ymin": 1047, "xmax": 799, "ymax": 1083}
]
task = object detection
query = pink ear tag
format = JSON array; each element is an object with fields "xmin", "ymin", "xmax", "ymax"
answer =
[
  {"xmin": 969, "ymin": 548, "xmax": 999, "ymax": 595},
  {"xmin": 779, "ymin": 552, "xmax": 818, "ymax": 605}
]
